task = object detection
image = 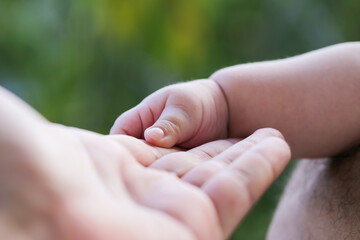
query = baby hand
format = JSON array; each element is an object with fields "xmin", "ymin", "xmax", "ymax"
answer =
[{"xmin": 110, "ymin": 79, "xmax": 228, "ymax": 148}]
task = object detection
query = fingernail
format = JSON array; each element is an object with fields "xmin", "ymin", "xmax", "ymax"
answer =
[{"xmin": 145, "ymin": 127, "xmax": 165, "ymax": 140}]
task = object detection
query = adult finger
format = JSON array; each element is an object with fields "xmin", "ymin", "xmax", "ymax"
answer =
[
  {"xmin": 106, "ymin": 134, "xmax": 180, "ymax": 166},
  {"xmin": 203, "ymin": 136, "xmax": 291, "ymax": 238},
  {"xmin": 150, "ymin": 139, "xmax": 237, "ymax": 177},
  {"xmin": 182, "ymin": 128, "xmax": 284, "ymax": 187},
  {"xmin": 123, "ymin": 166, "xmax": 222, "ymax": 240}
]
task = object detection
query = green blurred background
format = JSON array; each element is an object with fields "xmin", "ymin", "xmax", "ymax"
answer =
[{"xmin": 0, "ymin": 0, "xmax": 359, "ymax": 239}]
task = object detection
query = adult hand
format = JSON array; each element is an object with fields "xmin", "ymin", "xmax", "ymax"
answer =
[{"xmin": 0, "ymin": 87, "xmax": 290, "ymax": 240}]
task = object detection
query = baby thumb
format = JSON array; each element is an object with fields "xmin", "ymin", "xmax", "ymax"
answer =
[{"xmin": 144, "ymin": 106, "xmax": 193, "ymax": 148}]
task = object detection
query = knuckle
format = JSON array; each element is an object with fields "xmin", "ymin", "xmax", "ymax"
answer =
[
  {"xmin": 242, "ymin": 137, "xmax": 258, "ymax": 147},
  {"xmin": 230, "ymin": 166, "xmax": 258, "ymax": 204},
  {"xmin": 159, "ymin": 119, "xmax": 182, "ymax": 136},
  {"xmin": 264, "ymin": 137, "xmax": 292, "ymax": 161},
  {"xmin": 249, "ymin": 138, "xmax": 290, "ymax": 178},
  {"xmin": 250, "ymin": 150, "xmax": 275, "ymax": 178}
]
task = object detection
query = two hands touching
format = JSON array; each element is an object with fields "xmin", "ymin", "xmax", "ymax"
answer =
[
  {"xmin": 3, "ymin": 42, "xmax": 360, "ymax": 239},
  {"xmin": 2, "ymin": 42, "xmax": 360, "ymax": 239},
  {"xmin": 112, "ymin": 42, "xmax": 360, "ymax": 159},
  {"xmin": 106, "ymin": 42, "xmax": 360, "ymax": 239},
  {"xmin": 0, "ymin": 85, "xmax": 290, "ymax": 240}
]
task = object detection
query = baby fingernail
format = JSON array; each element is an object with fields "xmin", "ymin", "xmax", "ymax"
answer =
[{"xmin": 145, "ymin": 127, "xmax": 164, "ymax": 140}]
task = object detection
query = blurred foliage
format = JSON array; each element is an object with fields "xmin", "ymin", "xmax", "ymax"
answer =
[{"xmin": 0, "ymin": 0, "xmax": 359, "ymax": 239}]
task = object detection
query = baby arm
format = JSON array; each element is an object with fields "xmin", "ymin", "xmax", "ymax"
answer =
[
  {"xmin": 111, "ymin": 42, "xmax": 360, "ymax": 158},
  {"xmin": 211, "ymin": 42, "xmax": 360, "ymax": 158}
]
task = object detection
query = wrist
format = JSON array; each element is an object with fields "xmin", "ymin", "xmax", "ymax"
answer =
[
  {"xmin": 209, "ymin": 66, "xmax": 255, "ymax": 138},
  {"xmin": 209, "ymin": 76, "xmax": 230, "ymax": 138}
]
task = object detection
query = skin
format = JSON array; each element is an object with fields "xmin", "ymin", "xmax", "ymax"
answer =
[
  {"xmin": 111, "ymin": 42, "xmax": 360, "ymax": 158},
  {"xmin": 267, "ymin": 147, "xmax": 360, "ymax": 240},
  {"xmin": 111, "ymin": 79, "xmax": 229, "ymax": 148},
  {"xmin": 0, "ymin": 87, "xmax": 291, "ymax": 240}
]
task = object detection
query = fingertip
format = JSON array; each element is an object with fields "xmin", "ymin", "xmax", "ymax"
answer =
[
  {"xmin": 264, "ymin": 137, "xmax": 292, "ymax": 166},
  {"xmin": 109, "ymin": 109, "xmax": 147, "ymax": 138},
  {"xmin": 145, "ymin": 127, "xmax": 165, "ymax": 141},
  {"xmin": 253, "ymin": 128, "xmax": 285, "ymax": 140},
  {"xmin": 109, "ymin": 120, "xmax": 120, "ymax": 135},
  {"xmin": 109, "ymin": 120, "xmax": 128, "ymax": 135},
  {"xmin": 144, "ymin": 127, "xmax": 177, "ymax": 148},
  {"xmin": 144, "ymin": 127, "xmax": 165, "ymax": 147},
  {"xmin": 109, "ymin": 125, "xmax": 118, "ymax": 135}
]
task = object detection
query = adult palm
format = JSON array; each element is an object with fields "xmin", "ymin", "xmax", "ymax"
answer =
[{"xmin": 0, "ymin": 87, "xmax": 290, "ymax": 240}]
